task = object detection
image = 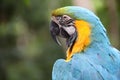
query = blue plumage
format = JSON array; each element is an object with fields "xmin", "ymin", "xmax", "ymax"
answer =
[
  {"xmin": 52, "ymin": 45, "xmax": 120, "ymax": 80},
  {"xmin": 52, "ymin": 44, "xmax": 120, "ymax": 80},
  {"xmin": 51, "ymin": 6, "xmax": 120, "ymax": 80}
]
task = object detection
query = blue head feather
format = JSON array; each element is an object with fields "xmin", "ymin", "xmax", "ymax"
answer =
[
  {"xmin": 52, "ymin": 6, "xmax": 120, "ymax": 80},
  {"xmin": 53, "ymin": 6, "xmax": 110, "ymax": 45}
]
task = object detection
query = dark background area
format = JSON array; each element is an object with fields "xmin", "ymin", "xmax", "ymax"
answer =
[{"xmin": 0, "ymin": 0, "xmax": 119, "ymax": 80}]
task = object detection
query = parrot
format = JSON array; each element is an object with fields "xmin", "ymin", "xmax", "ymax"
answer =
[{"xmin": 50, "ymin": 6, "xmax": 120, "ymax": 80}]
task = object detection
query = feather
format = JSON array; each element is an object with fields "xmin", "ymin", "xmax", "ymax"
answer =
[{"xmin": 51, "ymin": 6, "xmax": 120, "ymax": 80}]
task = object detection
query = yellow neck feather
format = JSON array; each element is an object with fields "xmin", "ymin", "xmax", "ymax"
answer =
[{"xmin": 66, "ymin": 20, "xmax": 91, "ymax": 62}]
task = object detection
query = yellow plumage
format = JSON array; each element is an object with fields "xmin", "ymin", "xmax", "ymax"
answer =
[{"xmin": 66, "ymin": 20, "xmax": 91, "ymax": 61}]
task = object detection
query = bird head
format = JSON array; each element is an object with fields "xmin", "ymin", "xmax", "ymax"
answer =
[{"xmin": 50, "ymin": 6, "xmax": 110, "ymax": 61}]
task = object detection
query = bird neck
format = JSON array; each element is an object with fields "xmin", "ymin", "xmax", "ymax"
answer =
[
  {"xmin": 65, "ymin": 20, "xmax": 111, "ymax": 62},
  {"xmin": 66, "ymin": 20, "xmax": 91, "ymax": 61}
]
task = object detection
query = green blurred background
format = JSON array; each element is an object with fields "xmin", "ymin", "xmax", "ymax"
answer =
[{"xmin": 0, "ymin": 0, "xmax": 120, "ymax": 80}]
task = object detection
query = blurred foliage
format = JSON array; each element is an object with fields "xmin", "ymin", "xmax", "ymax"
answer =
[
  {"xmin": 116, "ymin": 0, "xmax": 120, "ymax": 39},
  {"xmin": 0, "ymin": 0, "xmax": 119, "ymax": 80},
  {"xmin": 0, "ymin": 0, "xmax": 66, "ymax": 80},
  {"xmin": 93, "ymin": 0, "xmax": 120, "ymax": 48},
  {"xmin": 93, "ymin": 0, "xmax": 109, "ymax": 28}
]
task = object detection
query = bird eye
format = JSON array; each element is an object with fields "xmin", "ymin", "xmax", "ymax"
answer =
[
  {"xmin": 63, "ymin": 16, "xmax": 67, "ymax": 19},
  {"xmin": 62, "ymin": 15, "xmax": 72, "ymax": 22},
  {"xmin": 62, "ymin": 15, "xmax": 68, "ymax": 19}
]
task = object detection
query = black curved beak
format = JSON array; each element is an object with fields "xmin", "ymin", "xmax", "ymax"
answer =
[
  {"xmin": 50, "ymin": 20, "xmax": 77, "ymax": 47},
  {"xmin": 50, "ymin": 21, "xmax": 61, "ymax": 45}
]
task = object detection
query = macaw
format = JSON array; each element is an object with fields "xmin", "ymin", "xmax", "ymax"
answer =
[{"xmin": 50, "ymin": 6, "xmax": 120, "ymax": 80}]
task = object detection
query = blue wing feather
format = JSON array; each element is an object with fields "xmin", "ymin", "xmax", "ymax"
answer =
[{"xmin": 52, "ymin": 46, "xmax": 120, "ymax": 80}]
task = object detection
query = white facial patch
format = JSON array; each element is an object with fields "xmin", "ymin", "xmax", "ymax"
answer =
[{"xmin": 63, "ymin": 26, "xmax": 76, "ymax": 35}]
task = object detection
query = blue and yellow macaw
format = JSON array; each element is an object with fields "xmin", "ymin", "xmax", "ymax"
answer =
[{"xmin": 50, "ymin": 6, "xmax": 120, "ymax": 80}]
